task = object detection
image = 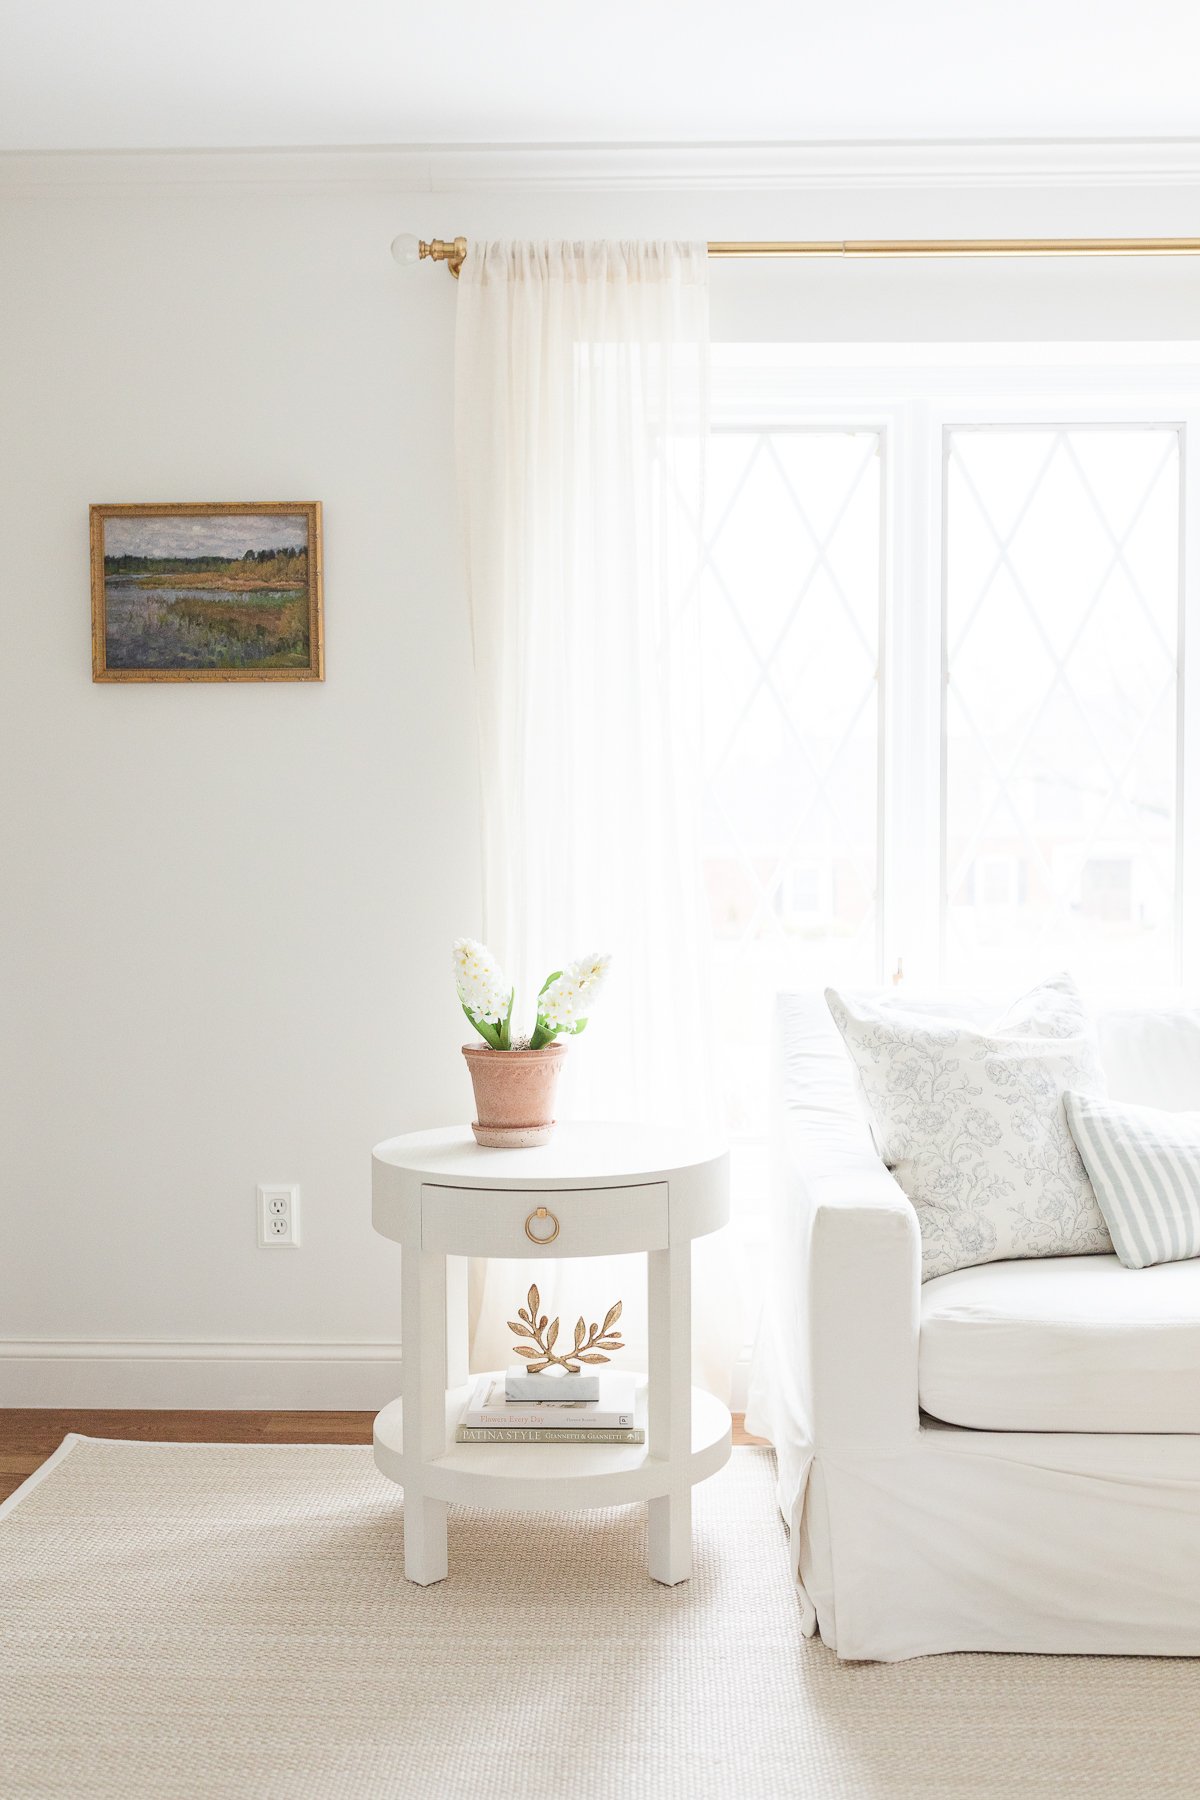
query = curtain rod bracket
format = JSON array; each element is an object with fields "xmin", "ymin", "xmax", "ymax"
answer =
[{"xmin": 421, "ymin": 236, "xmax": 468, "ymax": 277}]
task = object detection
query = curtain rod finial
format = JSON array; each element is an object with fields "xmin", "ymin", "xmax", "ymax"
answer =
[{"xmin": 390, "ymin": 232, "xmax": 422, "ymax": 268}]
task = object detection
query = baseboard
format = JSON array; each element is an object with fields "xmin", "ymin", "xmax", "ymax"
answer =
[{"xmin": 0, "ymin": 1341, "xmax": 404, "ymax": 1409}]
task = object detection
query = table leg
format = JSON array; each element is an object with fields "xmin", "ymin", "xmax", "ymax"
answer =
[
  {"xmin": 404, "ymin": 1494, "xmax": 449, "ymax": 1585},
  {"xmin": 402, "ymin": 1242, "xmax": 449, "ymax": 1585},
  {"xmin": 647, "ymin": 1239, "xmax": 692, "ymax": 1585},
  {"xmin": 445, "ymin": 1255, "xmax": 469, "ymax": 1390},
  {"xmin": 648, "ymin": 1484, "xmax": 692, "ymax": 1586}
]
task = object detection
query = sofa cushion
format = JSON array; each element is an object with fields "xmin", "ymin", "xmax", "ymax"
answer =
[
  {"xmin": 825, "ymin": 974, "xmax": 1110, "ymax": 1280},
  {"xmin": 920, "ymin": 1254, "xmax": 1200, "ymax": 1431}
]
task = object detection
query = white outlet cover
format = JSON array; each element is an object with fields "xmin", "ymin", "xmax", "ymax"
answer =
[{"xmin": 257, "ymin": 1184, "xmax": 300, "ymax": 1248}]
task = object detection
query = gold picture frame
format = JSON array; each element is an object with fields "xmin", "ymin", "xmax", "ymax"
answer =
[{"xmin": 90, "ymin": 501, "xmax": 323, "ymax": 683}]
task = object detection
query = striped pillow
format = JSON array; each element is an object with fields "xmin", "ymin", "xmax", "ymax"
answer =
[{"xmin": 1064, "ymin": 1092, "xmax": 1200, "ymax": 1269}]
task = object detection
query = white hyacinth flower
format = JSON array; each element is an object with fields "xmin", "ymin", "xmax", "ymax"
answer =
[
  {"xmin": 452, "ymin": 937, "xmax": 514, "ymax": 1047},
  {"xmin": 535, "ymin": 951, "xmax": 611, "ymax": 1041}
]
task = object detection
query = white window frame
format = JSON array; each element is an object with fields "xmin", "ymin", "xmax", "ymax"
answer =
[{"xmin": 710, "ymin": 346, "xmax": 1200, "ymax": 996}]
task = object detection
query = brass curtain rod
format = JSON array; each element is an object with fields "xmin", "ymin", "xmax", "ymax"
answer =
[{"xmin": 416, "ymin": 235, "xmax": 1200, "ymax": 277}]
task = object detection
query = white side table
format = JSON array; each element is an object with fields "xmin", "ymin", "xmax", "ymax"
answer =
[{"xmin": 371, "ymin": 1121, "xmax": 731, "ymax": 1586}]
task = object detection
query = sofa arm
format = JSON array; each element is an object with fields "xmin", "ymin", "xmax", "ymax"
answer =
[{"xmin": 767, "ymin": 1110, "xmax": 921, "ymax": 1453}]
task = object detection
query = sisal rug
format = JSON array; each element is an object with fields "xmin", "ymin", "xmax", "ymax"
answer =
[{"xmin": 3, "ymin": 1440, "xmax": 1200, "ymax": 1799}]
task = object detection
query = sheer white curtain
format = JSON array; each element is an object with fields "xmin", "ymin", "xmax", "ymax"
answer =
[{"xmin": 454, "ymin": 240, "xmax": 737, "ymax": 1392}]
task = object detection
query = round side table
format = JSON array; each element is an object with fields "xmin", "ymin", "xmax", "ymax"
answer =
[{"xmin": 371, "ymin": 1120, "xmax": 731, "ymax": 1586}]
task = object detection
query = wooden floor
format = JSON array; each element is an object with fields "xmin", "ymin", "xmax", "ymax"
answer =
[{"xmin": 0, "ymin": 1410, "xmax": 766, "ymax": 1503}]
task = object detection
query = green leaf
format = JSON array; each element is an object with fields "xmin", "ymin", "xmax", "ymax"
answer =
[
  {"xmin": 499, "ymin": 986, "xmax": 514, "ymax": 1052},
  {"xmin": 569, "ymin": 1017, "xmax": 589, "ymax": 1035},
  {"xmin": 461, "ymin": 1002, "xmax": 501, "ymax": 1050},
  {"xmin": 537, "ymin": 970, "xmax": 563, "ymax": 995}
]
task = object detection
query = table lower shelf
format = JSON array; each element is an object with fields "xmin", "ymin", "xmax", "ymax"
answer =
[{"xmin": 374, "ymin": 1374, "xmax": 732, "ymax": 1511}]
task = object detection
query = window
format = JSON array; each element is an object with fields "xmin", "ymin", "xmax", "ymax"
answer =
[
  {"xmin": 700, "ymin": 428, "xmax": 882, "ymax": 1144},
  {"xmin": 944, "ymin": 426, "xmax": 1180, "ymax": 988},
  {"xmin": 703, "ymin": 345, "xmax": 1197, "ymax": 1226}
]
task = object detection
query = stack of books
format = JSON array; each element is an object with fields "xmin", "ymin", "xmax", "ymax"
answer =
[{"xmin": 455, "ymin": 1371, "xmax": 644, "ymax": 1445}]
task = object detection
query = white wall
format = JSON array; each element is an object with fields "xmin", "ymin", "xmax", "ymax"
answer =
[{"xmin": 4, "ymin": 152, "xmax": 1200, "ymax": 1403}]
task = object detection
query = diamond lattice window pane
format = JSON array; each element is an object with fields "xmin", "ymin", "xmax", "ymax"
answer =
[
  {"xmin": 944, "ymin": 426, "xmax": 1180, "ymax": 988},
  {"xmin": 701, "ymin": 430, "xmax": 882, "ymax": 1143}
]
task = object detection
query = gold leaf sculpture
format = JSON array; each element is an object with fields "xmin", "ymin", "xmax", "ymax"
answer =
[{"xmin": 507, "ymin": 1284, "xmax": 624, "ymax": 1374}]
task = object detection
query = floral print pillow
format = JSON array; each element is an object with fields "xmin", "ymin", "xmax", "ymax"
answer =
[{"xmin": 825, "ymin": 974, "xmax": 1111, "ymax": 1280}]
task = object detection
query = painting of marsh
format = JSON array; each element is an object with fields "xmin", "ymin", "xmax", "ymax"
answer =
[{"xmin": 91, "ymin": 503, "xmax": 323, "ymax": 682}]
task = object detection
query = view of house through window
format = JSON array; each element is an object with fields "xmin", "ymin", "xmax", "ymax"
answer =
[{"xmin": 702, "ymin": 350, "xmax": 1191, "ymax": 1256}]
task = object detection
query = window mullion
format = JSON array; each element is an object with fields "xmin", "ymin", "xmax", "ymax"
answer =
[
  {"xmin": 883, "ymin": 397, "xmax": 944, "ymax": 987},
  {"xmin": 1179, "ymin": 415, "xmax": 1200, "ymax": 991}
]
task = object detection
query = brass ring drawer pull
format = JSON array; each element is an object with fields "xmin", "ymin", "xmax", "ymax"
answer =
[{"xmin": 524, "ymin": 1206, "xmax": 560, "ymax": 1245}]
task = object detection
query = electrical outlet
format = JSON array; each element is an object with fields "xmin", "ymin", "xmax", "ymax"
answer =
[{"xmin": 258, "ymin": 1184, "xmax": 300, "ymax": 1248}]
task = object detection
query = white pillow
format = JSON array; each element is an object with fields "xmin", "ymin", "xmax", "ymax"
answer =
[
  {"xmin": 825, "ymin": 974, "xmax": 1110, "ymax": 1280},
  {"xmin": 1065, "ymin": 1091, "xmax": 1200, "ymax": 1270}
]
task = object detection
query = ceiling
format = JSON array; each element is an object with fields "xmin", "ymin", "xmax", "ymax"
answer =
[{"xmin": 1, "ymin": 0, "xmax": 1198, "ymax": 153}]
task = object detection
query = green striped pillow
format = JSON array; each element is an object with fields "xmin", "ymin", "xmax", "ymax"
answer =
[{"xmin": 1064, "ymin": 1092, "xmax": 1200, "ymax": 1270}]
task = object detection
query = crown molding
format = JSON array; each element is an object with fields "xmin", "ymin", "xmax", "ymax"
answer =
[{"xmin": 2, "ymin": 138, "xmax": 1200, "ymax": 195}]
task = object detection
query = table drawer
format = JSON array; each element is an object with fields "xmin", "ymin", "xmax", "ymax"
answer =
[{"xmin": 420, "ymin": 1182, "xmax": 668, "ymax": 1258}]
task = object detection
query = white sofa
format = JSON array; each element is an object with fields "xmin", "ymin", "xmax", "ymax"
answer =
[{"xmin": 745, "ymin": 990, "xmax": 1200, "ymax": 1662}]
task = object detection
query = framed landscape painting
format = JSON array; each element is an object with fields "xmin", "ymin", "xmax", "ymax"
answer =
[{"xmin": 91, "ymin": 502, "xmax": 323, "ymax": 682}]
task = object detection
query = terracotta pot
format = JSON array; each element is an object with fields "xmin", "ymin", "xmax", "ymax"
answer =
[{"xmin": 462, "ymin": 1042, "xmax": 568, "ymax": 1148}]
